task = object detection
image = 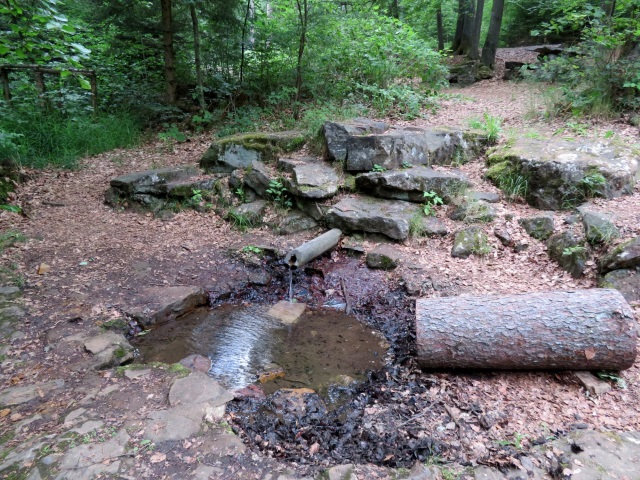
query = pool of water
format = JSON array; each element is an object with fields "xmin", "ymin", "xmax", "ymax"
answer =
[{"xmin": 135, "ymin": 304, "xmax": 387, "ymax": 394}]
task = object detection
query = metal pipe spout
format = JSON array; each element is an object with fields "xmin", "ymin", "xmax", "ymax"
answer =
[{"xmin": 284, "ymin": 229, "xmax": 342, "ymax": 269}]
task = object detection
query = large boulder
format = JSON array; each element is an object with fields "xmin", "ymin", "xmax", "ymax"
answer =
[
  {"xmin": 486, "ymin": 138, "xmax": 639, "ymax": 210},
  {"xmin": 598, "ymin": 236, "xmax": 640, "ymax": 274},
  {"xmin": 345, "ymin": 127, "xmax": 485, "ymax": 172},
  {"xmin": 200, "ymin": 131, "xmax": 306, "ymax": 173},
  {"xmin": 355, "ymin": 166, "xmax": 470, "ymax": 203},
  {"xmin": 284, "ymin": 162, "xmax": 342, "ymax": 199},
  {"xmin": 323, "ymin": 119, "xmax": 388, "ymax": 162},
  {"xmin": 325, "ymin": 196, "xmax": 421, "ymax": 240}
]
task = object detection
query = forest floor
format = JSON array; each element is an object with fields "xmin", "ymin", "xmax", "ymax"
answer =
[{"xmin": 1, "ymin": 48, "xmax": 640, "ymax": 479}]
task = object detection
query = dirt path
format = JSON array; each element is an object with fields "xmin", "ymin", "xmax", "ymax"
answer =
[{"xmin": 1, "ymin": 51, "xmax": 640, "ymax": 479}]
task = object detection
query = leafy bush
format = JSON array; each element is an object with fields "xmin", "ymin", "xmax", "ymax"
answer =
[{"xmin": 528, "ymin": 3, "xmax": 640, "ymax": 116}]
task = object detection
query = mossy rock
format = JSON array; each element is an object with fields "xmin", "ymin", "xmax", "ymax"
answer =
[
  {"xmin": 451, "ymin": 226, "xmax": 491, "ymax": 258},
  {"xmin": 200, "ymin": 131, "xmax": 306, "ymax": 173},
  {"xmin": 546, "ymin": 231, "xmax": 589, "ymax": 278}
]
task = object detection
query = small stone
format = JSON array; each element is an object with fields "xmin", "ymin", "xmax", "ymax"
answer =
[
  {"xmin": 327, "ymin": 464, "xmax": 356, "ymax": 480},
  {"xmin": 124, "ymin": 368, "xmax": 151, "ymax": 380},
  {"xmin": 494, "ymin": 228, "xmax": 513, "ymax": 247},
  {"xmin": 179, "ymin": 355, "xmax": 212, "ymax": 373},
  {"xmin": 449, "ymin": 200, "xmax": 496, "ymax": 223},
  {"xmin": 513, "ymin": 241, "xmax": 529, "ymax": 253},
  {"xmin": 578, "ymin": 206, "xmax": 619, "ymax": 244},
  {"xmin": 421, "ymin": 217, "xmax": 448, "ymax": 237},
  {"xmin": 267, "ymin": 301, "xmax": 306, "ymax": 325},
  {"xmin": 599, "ymin": 236, "xmax": 640, "ymax": 274},
  {"xmin": 273, "ymin": 210, "xmax": 318, "ymax": 235},
  {"xmin": 366, "ymin": 244, "xmax": 401, "ymax": 270},
  {"xmin": 10, "ymin": 413, "xmax": 23, "ymax": 422},
  {"xmin": 574, "ymin": 371, "xmax": 612, "ymax": 395},
  {"xmin": 36, "ymin": 263, "xmax": 50, "ymax": 275},
  {"xmin": 470, "ymin": 191, "xmax": 501, "ymax": 203}
]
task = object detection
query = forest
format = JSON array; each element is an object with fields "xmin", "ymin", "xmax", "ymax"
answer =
[{"xmin": 0, "ymin": 0, "xmax": 638, "ymax": 168}]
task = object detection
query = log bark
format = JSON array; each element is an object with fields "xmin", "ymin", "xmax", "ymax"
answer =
[{"xmin": 416, "ymin": 289, "xmax": 637, "ymax": 370}]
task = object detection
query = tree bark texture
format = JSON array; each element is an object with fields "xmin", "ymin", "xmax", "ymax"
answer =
[
  {"xmin": 436, "ymin": 8, "xmax": 444, "ymax": 51},
  {"xmin": 293, "ymin": 0, "xmax": 308, "ymax": 121},
  {"xmin": 161, "ymin": 0, "xmax": 177, "ymax": 104},
  {"xmin": 480, "ymin": 0, "xmax": 504, "ymax": 68},
  {"xmin": 451, "ymin": 0, "xmax": 465, "ymax": 52},
  {"xmin": 469, "ymin": 0, "xmax": 484, "ymax": 60},
  {"xmin": 455, "ymin": 0, "xmax": 475, "ymax": 55},
  {"xmin": 416, "ymin": 289, "xmax": 637, "ymax": 370},
  {"xmin": 190, "ymin": 4, "xmax": 205, "ymax": 110}
]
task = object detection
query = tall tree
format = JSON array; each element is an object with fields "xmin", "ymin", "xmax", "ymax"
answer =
[
  {"xmin": 480, "ymin": 0, "xmax": 504, "ymax": 69},
  {"xmin": 189, "ymin": 2, "xmax": 205, "ymax": 110},
  {"xmin": 293, "ymin": 0, "xmax": 308, "ymax": 120},
  {"xmin": 454, "ymin": 0, "xmax": 475, "ymax": 55},
  {"xmin": 436, "ymin": 4, "xmax": 444, "ymax": 51},
  {"xmin": 160, "ymin": 0, "xmax": 177, "ymax": 104},
  {"xmin": 468, "ymin": 0, "xmax": 484, "ymax": 59}
]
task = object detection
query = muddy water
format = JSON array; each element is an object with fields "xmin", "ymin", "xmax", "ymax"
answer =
[{"xmin": 135, "ymin": 304, "xmax": 386, "ymax": 393}]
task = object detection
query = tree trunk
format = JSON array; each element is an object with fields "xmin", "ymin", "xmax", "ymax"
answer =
[
  {"xmin": 161, "ymin": 0, "xmax": 177, "ymax": 104},
  {"xmin": 436, "ymin": 7, "xmax": 444, "ymax": 51},
  {"xmin": 480, "ymin": 0, "xmax": 504, "ymax": 69},
  {"xmin": 468, "ymin": 0, "xmax": 484, "ymax": 60},
  {"xmin": 239, "ymin": 0, "xmax": 252, "ymax": 84},
  {"xmin": 455, "ymin": 0, "xmax": 475, "ymax": 55},
  {"xmin": 388, "ymin": 0, "xmax": 399, "ymax": 19},
  {"xmin": 451, "ymin": 0, "xmax": 465, "ymax": 52},
  {"xmin": 293, "ymin": 0, "xmax": 308, "ymax": 121},
  {"xmin": 190, "ymin": 4, "xmax": 205, "ymax": 111},
  {"xmin": 415, "ymin": 289, "xmax": 637, "ymax": 370}
]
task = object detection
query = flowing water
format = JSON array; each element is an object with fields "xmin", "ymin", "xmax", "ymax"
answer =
[{"xmin": 135, "ymin": 304, "xmax": 387, "ymax": 394}]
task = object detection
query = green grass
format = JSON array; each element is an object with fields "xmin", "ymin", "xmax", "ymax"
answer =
[{"xmin": 1, "ymin": 112, "xmax": 142, "ymax": 169}]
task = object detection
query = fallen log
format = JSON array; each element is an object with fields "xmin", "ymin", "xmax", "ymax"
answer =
[{"xmin": 416, "ymin": 289, "xmax": 637, "ymax": 370}]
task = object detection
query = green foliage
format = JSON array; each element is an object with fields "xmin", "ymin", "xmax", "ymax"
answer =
[
  {"xmin": 409, "ymin": 211, "xmax": 425, "ymax": 238},
  {"xmin": 0, "ymin": 231, "xmax": 26, "ymax": 253},
  {"xmin": 190, "ymin": 189, "xmax": 203, "ymax": 206},
  {"xmin": 468, "ymin": 113, "xmax": 502, "ymax": 144},
  {"xmin": 241, "ymin": 245, "xmax": 263, "ymax": 255},
  {"xmin": 372, "ymin": 164, "xmax": 386, "ymax": 173},
  {"xmin": 0, "ymin": 109, "xmax": 141, "ymax": 168},
  {"xmin": 226, "ymin": 210, "xmax": 253, "ymax": 231},
  {"xmin": 562, "ymin": 245, "xmax": 587, "ymax": 256},
  {"xmin": 579, "ymin": 171, "xmax": 606, "ymax": 197},
  {"xmin": 527, "ymin": 2, "xmax": 640, "ymax": 115},
  {"xmin": 265, "ymin": 178, "xmax": 292, "ymax": 210},
  {"xmin": 485, "ymin": 161, "xmax": 528, "ymax": 201},
  {"xmin": 158, "ymin": 124, "xmax": 187, "ymax": 143},
  {"xmin": 0, "ymin": 0, "xmax": 90, "ymax": 68},
  {"xmin": 422, "ymin": 190, "xmax": 443, "ymax": 216},
  {"xmin": 596, "ymin": 371, "xmax": 627, "ymax": 389}
]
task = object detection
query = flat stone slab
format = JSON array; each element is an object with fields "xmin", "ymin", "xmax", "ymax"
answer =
[
  {"xmin": 127, "ymin": 285, "xmax": 207, "ymax": 326},
  {"xmin": 325, "ymin": 196, "xmax": 421, "ymax": 240},
  {"xmin": 84, "ymin": 331, "xmax": 128, "ymax": 354},
  {"xmin": 487, "ymin": 138, "xmax": 639, "ymax": 210},
  {"xmin": 355, "ymin": 166, "xmax": 470, "ymax": 203},
  {"xmin": 574, "ymin": 371, "xmax": 612, "ymax": 395},
  {"xmin": 0, "ymin": 379, "xmax": 64, "ymax": 406},
  {"xmin": 344, "ymin": 127, "xmax": 485, "ymax": 172},
  {"xmin": 109, "ymin": 167, "xmax": 198, "ymax": 195},
  {"xmin": 268, "ymin": 301, "xmax": 306, "ymax": 325},
  {"xmin": 285, "ymin": 162, "xmax": 341, "ymax": 199},
  {"xmin": 200, "ymin": 131, "xmax": 306, "ymax": 173},
  {"xmin": 56, "ymin": 429, "xmax": 129, "ymax": 480},
  {"xmin": 169, "ymin": 371, "xmax": 234, "ymax": 408}
]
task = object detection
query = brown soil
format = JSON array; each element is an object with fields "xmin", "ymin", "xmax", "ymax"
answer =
[{"xmin": 1, "ymin": 48, "xmax": 639, "ymax": 479}]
